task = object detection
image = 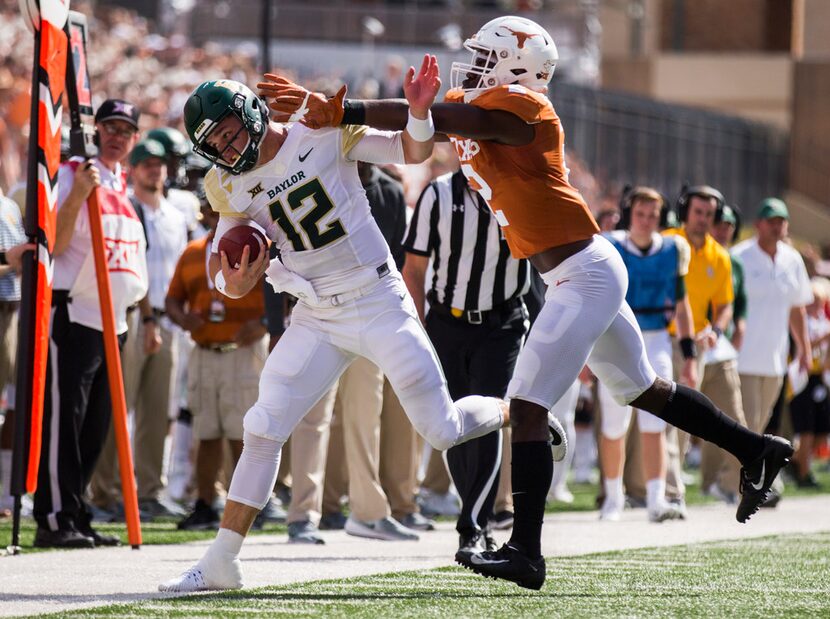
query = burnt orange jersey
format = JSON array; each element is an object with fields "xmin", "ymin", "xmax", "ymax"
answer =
[{"xmin": 444, "ymin": 86, "xmax": 598, "ymax": 258}]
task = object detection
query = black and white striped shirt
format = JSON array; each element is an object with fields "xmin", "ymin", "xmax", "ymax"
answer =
[{"xmin": 404, "ymin": 170, "xmax": 530, "ymax": 312}]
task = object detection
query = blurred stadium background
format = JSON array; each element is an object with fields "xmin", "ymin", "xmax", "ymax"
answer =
[{"xmin": 0, "ymin": 0, "xmax": 828, "ymax": 244}]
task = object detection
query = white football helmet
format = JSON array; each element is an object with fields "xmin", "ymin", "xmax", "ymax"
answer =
[{"xmin": 450, "ymin": 16, "xmax": 558, "ymax": 100}]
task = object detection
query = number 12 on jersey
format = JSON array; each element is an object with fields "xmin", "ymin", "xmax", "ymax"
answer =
[{"xmin": 268, "ymin": 177, "xmax": 347, "ymax": 251}]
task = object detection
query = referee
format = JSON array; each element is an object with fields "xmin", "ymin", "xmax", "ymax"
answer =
[{"xmin": 402, "ymin": 169, "xmax": 530, "ymax": 556}]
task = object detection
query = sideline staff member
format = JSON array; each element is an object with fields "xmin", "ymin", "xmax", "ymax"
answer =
[{"xmin": 33, "ymin": 100, "xmax": 148, "ymax": 548}]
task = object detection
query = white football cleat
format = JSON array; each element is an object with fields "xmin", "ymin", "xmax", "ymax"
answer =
[
  {"xmin": 547, "ymin": 414, "xmax": 568, "ymax": 462},
  {"xmin": 159, "ymin": 555, "xmax": 243, "ymax": 592}
]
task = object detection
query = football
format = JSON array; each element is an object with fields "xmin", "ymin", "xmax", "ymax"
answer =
[{"xmin": 217, "ymin": 225, "xmax": 268, "ymax": 268}]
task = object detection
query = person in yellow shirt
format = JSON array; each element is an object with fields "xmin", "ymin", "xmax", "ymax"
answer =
[{"xmin": 663, "ymin": 186, "xmax": 746, "ymax": 509}]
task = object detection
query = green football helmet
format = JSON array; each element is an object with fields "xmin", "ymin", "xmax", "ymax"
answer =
[
  {"xmin": 183, "ymin": 80, "xmax": 268, "ymax": 175},
  {"xmin": 146, "ymin": 127, "xmax": 191, "ymax": 159}
]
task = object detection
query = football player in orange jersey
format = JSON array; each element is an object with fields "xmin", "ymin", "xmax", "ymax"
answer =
[{"xmin": 258, "ymin": 16, "xmax": 794, "ymax": 590}]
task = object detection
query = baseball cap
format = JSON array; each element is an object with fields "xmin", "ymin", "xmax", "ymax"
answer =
[
  {"xmin": 720, "ymin": 205, "xmax": 738, "ymax": 226},
  {"xmin": 95, "ymin": 99, "xmax": 140, "ymax": 129},
  {"xmin": 129, "ymin": 139, "xmax": 167, "ymax": 166},
  {"xmin": 757, "ymin": 197, "xmax": 789, "ymax": 220}
]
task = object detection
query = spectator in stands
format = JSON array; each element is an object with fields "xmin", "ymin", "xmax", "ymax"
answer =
[
  {"xmin": 33, "ymin": 99, "xmax": 147, "ymax": 548},
  {"xmin": 378, "ymin": 55, "xmax": 406, "ymax": 99},
  {"xmin": 166, "ymin": 201, "xmax": 268, "ymax": 530},
  {"xmin": 733, "ymin": 198, "xmax": 813, "ymax": 506}
]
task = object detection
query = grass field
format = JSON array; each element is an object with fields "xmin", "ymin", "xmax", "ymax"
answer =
[{"xmin": 41, "ymin": 532, "xmax": 830, "ymax": 618}]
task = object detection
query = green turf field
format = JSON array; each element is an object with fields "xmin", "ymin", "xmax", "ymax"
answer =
[{"xmin": 41, "ymin": 532, "xmax": 830, "ymax": 618}]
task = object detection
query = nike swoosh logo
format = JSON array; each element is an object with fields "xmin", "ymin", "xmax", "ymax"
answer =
[
  {"xmin": 299, "ymin": 148, "xmax": 313, "ymax": 162},
  {"xmin": 750, "ymin": 461, "xmax": 765, "ymax": 491},
  {"xmin": 470, "ymin": 554, "xmax": 509, "ymax": 566},
  {"xmin": 555, "ymin": 279, "xmax": 570, "ymax": 286}
]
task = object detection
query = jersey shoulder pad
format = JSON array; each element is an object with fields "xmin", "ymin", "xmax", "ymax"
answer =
[
  {"xmin": 444, "ymin": 88, "xmax": 465, "ymax": 104},
  {"xmin": 472, "ymin": 85, "xmax": 553, "ymax": 124},
  {"xmin": 203, "ymin": 167, "xmax": 238, "ymax": 216},
  {"xmin": 339, "ymin": 124, "xmax": 370, "ymax": 159}
]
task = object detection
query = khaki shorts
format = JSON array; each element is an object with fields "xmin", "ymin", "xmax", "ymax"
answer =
[
  {"xmin": 0, "ymin": 305, "xmax": 18, "ymax": 392},
  {"xmin": 188, "ymin": 337, "xmax": 267, "ymax": 441}
]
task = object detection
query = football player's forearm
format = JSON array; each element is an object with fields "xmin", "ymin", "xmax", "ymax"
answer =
[
  {"xmin": 401, "ymin": 132, "xmax": 434, "ymax": 164},
  {"xmin": 355, "ymin": 99, "xmax": 410, "ymax": 131}
]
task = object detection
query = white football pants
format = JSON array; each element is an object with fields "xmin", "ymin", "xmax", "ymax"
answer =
[
  {"xmin": 229, "ymin": 273, "xmax": 503, "ymax": 509},
  {"xmin": 599, "ymin": 329, "xmax": 673, "ymax": 438},
  {"xmin": 508, "ymin": 234, "xmax": 657, "ymax": 411}
]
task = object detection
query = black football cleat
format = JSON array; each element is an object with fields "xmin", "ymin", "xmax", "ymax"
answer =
[
  {"xmin": 456, "ymin": 543, "xmax": 545, "ymax": 590},
  {"xmin": 455, "ymin": 530, "xmax": 486, "ymax": 562},
  {"xmin": 736, "ymin": 435, "xmax": 794, "ymax": 523}
]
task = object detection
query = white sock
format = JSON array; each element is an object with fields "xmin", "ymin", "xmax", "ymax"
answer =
[
  {"xmin": 603, "ymin": 477, "xmax": 624, "ymax": 508},
  {"xmin": 0, "ymin": 449, "xmax": 12, "ymax": 501},
  {"xmin": 207, "ymin": 528, "xmax": 245, "ymax": 559},
  {"xmin": 646, "ymin": 477, "xmax": 665, "ymax": 511}
]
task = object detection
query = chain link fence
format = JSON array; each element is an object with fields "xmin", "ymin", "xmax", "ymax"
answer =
[{"xmin": 551, "ymin": 82, "xmax": 789, "ymax": 213}]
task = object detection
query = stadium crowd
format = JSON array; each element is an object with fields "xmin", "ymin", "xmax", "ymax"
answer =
[{"xmin": 0, "ymin": 1, "xmax": 829, "ymax": 553}]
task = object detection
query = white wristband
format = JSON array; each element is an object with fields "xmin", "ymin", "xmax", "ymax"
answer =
[
  {"xmin": 214, "ymin": 270, "xmax": 227, "ymax": 295},
  {"xmin": 406, "ymin": 110, "xmax": 435, "ymax": 142}
]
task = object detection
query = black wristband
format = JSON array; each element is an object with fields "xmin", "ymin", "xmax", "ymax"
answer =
[
  {"xmin": 0, "ymin": 252, "xmax": 7, "ymax": 266},
  {"xmin": 680, "ymin": 337, "xmax": 697, "ymax": 360},
  {"xmin": 142, "ymin": 314, "xmax": 158, "ymax": 325},
  {"xmin": 712, "ymin": 325, "xmax": 723, "ymax": 338},
  {"xmin": 341, "ymin": 100, "xmax": 366, "ymax": 126}
]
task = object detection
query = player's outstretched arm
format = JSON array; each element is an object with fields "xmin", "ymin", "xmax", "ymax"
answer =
[
  {"xmin": 400, "ymin": 54, "xmax": 440, "ymax": 163},
  {"xmin": 257, "ymin": 73, "xmax": 533, "ymax": 146}
]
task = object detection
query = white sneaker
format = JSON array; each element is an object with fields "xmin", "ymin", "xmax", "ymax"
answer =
[
  {"xmin": 547, "ymin": 414, "xmax": 568, "ymax": 462},
  {"xmin": 417, "ymin": 489, "xmax": 461, "ymax": 517},
  {"xmin": 158, "ymin": 554, "xmax": 243, "ymax": 592},
  {"xmin": 549, "ymin": 485, "xmax": 574, "ymax": 504},
  {"xmin": 599, "ymin": 498, "xmax": 622, "ymax": 521},
  {"xmin": 647, "ymin": 502, "xmax": 684, "ymax": 523},
  {"xmin": 344, "ymin": 516, "xmax": 419, "ymax": 541}
]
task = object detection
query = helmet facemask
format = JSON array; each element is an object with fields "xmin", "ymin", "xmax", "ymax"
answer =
[
  {"xmin": 188, "ymin": 86, "xmax": 268, "ymax": 175},
  {"xmin": 450, "ymin": 43, "xmax": 501, "ymax": 93}
]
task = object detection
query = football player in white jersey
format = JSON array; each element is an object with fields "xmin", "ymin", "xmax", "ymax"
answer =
[{"xmin": 159, "ymin": 57, "xmax": 561, "ymax": 593}]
